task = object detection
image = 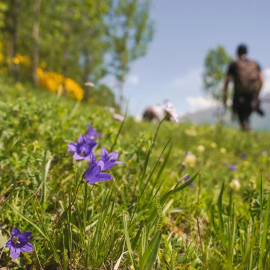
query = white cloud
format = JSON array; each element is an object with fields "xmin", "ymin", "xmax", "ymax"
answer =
[
  {"xmin": 261, "ymin": 68, "xmax": 270, "ymax": 94},
  {"xmin": 126, "ymin": 75, "xmax": 139, "ymax": 84},
  {"xmin": 186, "ymin": 96, "xmax": 220, "ymax": 109}
]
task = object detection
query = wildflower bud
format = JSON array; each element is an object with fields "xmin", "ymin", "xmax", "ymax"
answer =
[
  {"xmin": 229, "ymin": 179, "xmax": 241, "ymax": 191},
  {"xmin": 197, "ymin": 145, "xmax": 205, "ymax": 152}
]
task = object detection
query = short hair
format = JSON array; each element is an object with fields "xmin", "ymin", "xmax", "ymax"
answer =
[{"xmin": 237, "ymin": 44, "xmax": 248, "ymax": 56}]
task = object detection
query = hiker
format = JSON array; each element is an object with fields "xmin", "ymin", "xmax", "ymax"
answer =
[
  {"xmin": 223, "ymin": 44, "xmax": 264, "ymax": 130},
  {"xmin": 143, "ymin": 105, "xmax": 165, "ymax": 122}
]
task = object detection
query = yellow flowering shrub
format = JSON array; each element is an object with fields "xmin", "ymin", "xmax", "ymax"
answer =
[
  {"xmin": 38, "ymin": 70, "xmax": 84, "ymax": 101},
  {"xmin": 13, "ymin": 53, "xmax": 31, "ymax": 67}
]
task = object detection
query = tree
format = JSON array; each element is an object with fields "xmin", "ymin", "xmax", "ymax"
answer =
[
  {"xmin": 32, "ymin": 0, "xmax": 40, "ymax": 86},
  {"xmin": 0, "ymin": 1, "xmax": 7, "ymax": 29},
  {"xmin": 0, "ymin": 0, "xmax": 154, "ymax": 104},
  {"xmin": 92, "ymin": 84, "xmax": 119, "ymax": 109},
  {"xmin": 203, "ymin": 45, "xmax": 232, "ymax": 100},
  {"xmin": 4, "ymin": 0, "xmax": 21, "ymax": 81},
  {"xmin": 109, "ymin": 0, "xmax": 154, "ymax": 107}
]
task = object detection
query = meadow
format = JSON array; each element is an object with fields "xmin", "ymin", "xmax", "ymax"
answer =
[{"xmin": 1, "ymin": 79, "xmax": 270, "ymax": 269}]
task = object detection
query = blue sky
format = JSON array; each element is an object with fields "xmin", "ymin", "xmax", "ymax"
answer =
[{"xmin": 118, "ymin": 0, "xmax": 270, "ymax": 116}]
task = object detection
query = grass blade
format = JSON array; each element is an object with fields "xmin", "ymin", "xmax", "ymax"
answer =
[{"xmin": 139, "ymin": 231, "xmax": 162, "ymax": 270}]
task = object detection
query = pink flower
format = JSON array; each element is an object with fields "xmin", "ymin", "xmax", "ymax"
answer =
[
  {"xmin": 163, "ymin": 101, "xmax": 179, "ymax": 122},
  {"xmin": 114, "ymin": 114, "xmax": 124, "ymax": 122}
]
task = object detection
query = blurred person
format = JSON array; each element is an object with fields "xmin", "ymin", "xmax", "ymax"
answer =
[
  {"xmin": 223, "ymin": 44, "xmax": 264, "ymax": 131},
  {"xmin": 143, "ymin": 105, "xmax": 165, "ymax": 122}
]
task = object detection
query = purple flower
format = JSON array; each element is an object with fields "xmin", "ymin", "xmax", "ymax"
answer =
[
  {"xmin": 98, "ymin": 147, "xmax": 125, "ymax": 170},
  {"xmin": 67, "ymin": 135, "xmax": 97, "ymax": 162},
  {"xmin": 163, "ymin": 101, "xmax": 179, "ymax": 123},
  {"xmin": 241, "ymin": 153, "xmax": 247, "ymax": 159},
  {"xmin": 113, "ymin": 114, "xmax": 125, "ymax": 122},
  {"xmin": 6, "ymin": 227, "xmax": 33, "ymax": 260},
  {"xmin": 262, "ymin": 151, "xmax": 268, "ymax": 156},
  {"xmin": 184, "ymin": 175, "xmax": 194, "ymax": 188},
  {"xmin": 83, "ymin": 160, "xmax": 113, "ymax": 184},
  {"xmin": 229, "ymin": 164, "xmax": 236, "ymax": 171},
  {"xmin": 85, "ymin": 124, "xmax": 103, "ymax": 141},
  {"xmin": 222, "ymin": 162, "xmax": 228, "ymax": 166}
]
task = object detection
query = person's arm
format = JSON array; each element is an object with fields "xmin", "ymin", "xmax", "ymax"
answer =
[
  {"xmin": 258, "ymin": 71, "xmax": 263, "ymax": 92},
  {"xmin": 223, "ymin": 74, "xmax": 231, "ymax": 106}
]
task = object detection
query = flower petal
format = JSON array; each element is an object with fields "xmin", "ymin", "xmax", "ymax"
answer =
[
  {"xmin": 84, "ymin": 153, "xmax": 96, "ymax": 163},
  {"xmin": 83, "ymin": 163, "xmax": 101, "ymax": 181},
  {"xmin": 87, "ymin": 172, "xmax": 113, "ymax": 184},
  {"xmin": 96, "ymin": 159, "xmax": 104, "ymax": 170},
  {"xmin": 107, "ymin": 152, "xmax": 119, "ymax": 161},
  {"xmin": 11, "ymin": 227, "xmax": 21, "ymax": 236},
  {"xmin": 89, "ymin": 141, "xmax": 98, "ymax": 151},
  {"xmin": 19, "ymin": 231, "xmax": 32, "ymax": 241},
  {"xmin": 20, "ymin": 242, "xmax": 33, "ymax": 253},
  {"xmin": 67, "ymin": 142, "xmax": 77, "ymax": 153},
  {"xmin": 6, "ymin": 239, "xmax": 12, "ymax": 248},
  {"xmin": 73, "ymin": 152, "xmax": 84, "ymax": 161},
  {"xmin": 10, "ymin": 246, "xmax": 21, "ymax": 260},
  {"xmin": 101, "ymin": 147, "xmax": 108, "ymax": 157},
  {"xmin": 115, "ymin": 161, "xmax": 125, "ymax": 165},
  {"xmin": 103, "ymin": 162, "xmax": 115, "ymax": 171},
  {"xmin": 77, "ymin": 135, "xmax": 85, "ymax": 145}
]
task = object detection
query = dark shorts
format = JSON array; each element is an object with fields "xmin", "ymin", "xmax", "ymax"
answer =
[{"xmin": 233, "ymin": 93, "xmax": 254, "ymax": 128}]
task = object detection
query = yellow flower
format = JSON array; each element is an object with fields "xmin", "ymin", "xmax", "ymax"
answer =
[
  {"xmin": 185, "ymin": 129, "xmax": 197, "ymax": 137},
  {"xmin": 13, "ymin": 57, "xmax": 20, "ymax": 64},
  {"xmin": 185, "ymin": 152, "xmax": 196, "ymax": 168},
  {"xmin": 229, "ymin": 179, "xmax": 241, "ymax": 191},
  {"xmin": 220, "ymin": 148, "xmax": 227, "ymax": 154},
  {"xmin": 16, "ymin": 53, "xmax": 31, "ymax": 67},
  {"xmin": 243, "ymin": 160, "xmax": 250, "ymax": 168},
  {"xmin": 211, "ymin": 142, "xmax": 217, "ymax": 148},
  {"xmin": 197, "ymin": 145, "xmax": 205, "ymax": 152},
  {"xmin": 38, "ymin": 71, "xmax": 84, "ymax": 100}
]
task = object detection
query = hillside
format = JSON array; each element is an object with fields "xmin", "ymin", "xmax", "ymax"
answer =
[
  {"xmin": 1, "ymin": 80, "xmax": 270, "ymax": 268},
  {"xmin": 181, "ymin": 95, "xmax": 270, "ymax": 130}
]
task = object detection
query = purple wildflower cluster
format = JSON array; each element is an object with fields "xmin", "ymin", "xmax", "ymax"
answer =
[
  {"xmin": 5, "ymin": 125, "xmax": 124, "ymax": 261},
  {"xmin": 67, "ymin": 124, "xmax": 124, "ymax": 184}
]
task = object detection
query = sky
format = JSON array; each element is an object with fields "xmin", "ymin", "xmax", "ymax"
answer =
[{"xmin": 113, "ymin": 0, "xmax": 270, "ymax": 116}]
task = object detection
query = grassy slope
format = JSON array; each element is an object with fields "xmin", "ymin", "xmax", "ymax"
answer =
[{"xmin": 1, "ymin": 79, "xmax": 270, "ymax": 269}]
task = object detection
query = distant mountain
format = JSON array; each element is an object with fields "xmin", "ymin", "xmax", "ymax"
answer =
[{"xmin": 180, "ymin": 94, "xmax": 270, "ymax": 130}]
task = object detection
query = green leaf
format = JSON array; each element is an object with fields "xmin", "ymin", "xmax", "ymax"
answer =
[
  {"xmin": 139, "ymin": 231, "xmax": 161, "ymax": 270},
  {"xmin": 22, "ymin": 251, "xmax": 32, "ymax": 264},
  {"xmin": 123, "ymin": 215, "xmax": 137, "ymax": 270},
  {"xmin": 259, "ymin": 180, "xmax": 270, "ymax": 269},
  {"xmin": 0, "ymin": 235, "xmax": 8, "ymax": 248},
  {"xmin": 7, "ymin": 203, "xmax": 48, "ymax": 239},
  {"xmin": 218, "ymin": 182, "xmax": 224, "ymax": 232}
]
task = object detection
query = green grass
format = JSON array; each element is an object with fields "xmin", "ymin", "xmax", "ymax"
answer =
[{"xmin": 1, "ymin": 78, "xmax": 270, "ymax": 269}]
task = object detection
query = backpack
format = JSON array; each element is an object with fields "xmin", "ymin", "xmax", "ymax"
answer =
[{"xmin": 235, "ymin": 59, "xmax": 261, "ymax": 94}]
